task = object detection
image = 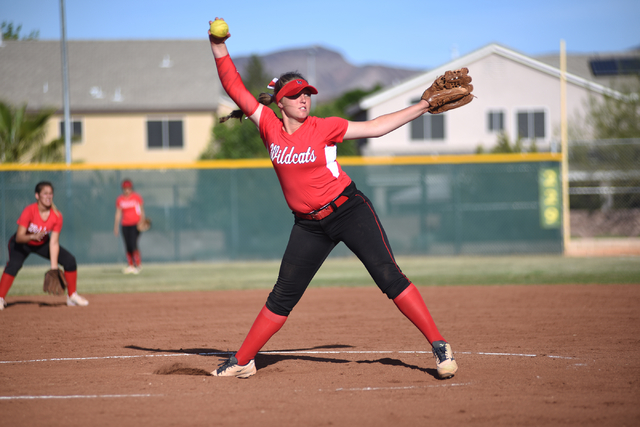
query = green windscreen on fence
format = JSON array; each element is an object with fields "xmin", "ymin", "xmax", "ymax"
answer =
[{"xmin": 0, "ymin": 158, "xmax": 562, "ymax": 266}]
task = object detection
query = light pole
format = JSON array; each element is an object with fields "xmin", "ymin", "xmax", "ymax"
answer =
[{"xmin": 60, "ymin": 0, "xmax": 72, "ymax": 165}]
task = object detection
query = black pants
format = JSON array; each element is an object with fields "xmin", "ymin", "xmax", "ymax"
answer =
[
  {"xmin": 266, "ymin": 182, "xmax": 411, "ymax": 316},
  {"xmin": 121, "ymin": 225, "xmax": 140, "ymax": 253},
  {"xmin": 4, "ymin": 234, "xmax": 77, "ymax": 277}
]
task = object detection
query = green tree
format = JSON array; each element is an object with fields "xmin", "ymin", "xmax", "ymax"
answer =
[
  {"xmin": 1, "ymin": 21, "xmax": 40, "ymax": 40},
  {"xmin": 579, "ymin": 77, "xmax": 640, "ymax": 210},
  {"xmin": 243, "ymin": 54, "xmax": 270, "ymax": 97},
  {"xmin": 313, "ymin": 86, "xmax": 382, "ymax": 156},
  {"xmin": 477, "ymin": 132, "xmax": 539, "ymax": 154},
  {"xmin": 0, "ymin": 101, "xmax": 65, "ymax": 163},
  {"xmin": 201, "ymin": 53, "xmax": 383, "ymax": 159},
  {"xmin": 201, "ymin": 119, "xmax": 268, "ymax": 160},
  {"xmin": 200, "ymin": 55, "xmax": 272, "ymax": 160},
  {"xmin": 587, "ymin": 77, "xmax": 640, "ymax": 139},
  {"xmin": 491, "ymin": 132, "xmax": 522, "ymax": 153}
]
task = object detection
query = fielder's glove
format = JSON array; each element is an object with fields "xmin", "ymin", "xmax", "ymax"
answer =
[
  {"xmin": 422, "ymin": 68, "xmax": 475, "ymax": 114},
  {"xmin": 43, "ymin": 269, "xmax": 67, "ymax": 296},
  {"xmin": 137, "ymin": 217, "xmax": 152, "ymax": 232}
]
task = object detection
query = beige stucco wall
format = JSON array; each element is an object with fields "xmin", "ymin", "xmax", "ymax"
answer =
[{"xmin": 46, "ymin": 112, "xmax": 216, "ymax": 164}]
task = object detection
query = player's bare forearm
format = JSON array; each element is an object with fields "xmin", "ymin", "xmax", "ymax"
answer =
[
  {"xmin": 209, "ymin": 38, "xmax": 228, "ymax": 58},
  {"xmin": 50, "ymin": 248, "xmax": 60, "ymax": 270},
  {"xmin": 49, "ymin": 233, "xmax": 60, "ymax": 269},
  {"xmin": 15, "ymin": 227, "xmax": 32, "ymax": 243},
  {"xmin": 114, "ymin": 210, "xmax": 121, "ymax": 235},
  {"xmin": 15, "ymin": 225, "xmax": 45, "ymax": 243},
  {"xmin": 344, "ymin": 100, "xmax": 429, "ymax": 140}
]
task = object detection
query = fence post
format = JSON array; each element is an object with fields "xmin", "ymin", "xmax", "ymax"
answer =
[
  {"xmin": 1, "ymin": 172, "xmax": 5, "ymax": 262},
  {"xmin": 419, "ymin": 166, "xmax": 429, "ymax": 253},
  {"xmin": 230, "ymin": 169, "xmax": 239, "ymax": 260},
  {"xmin": 453, "ymin": 165, "xmax": 462, "ymax": 254},
  {"xmin": 560, "ymin": 39, "xmax": 571, "ymax": 253},
  {"xmin": 173, "ymin": 184, "xmax": 180, "ymax": 261}
]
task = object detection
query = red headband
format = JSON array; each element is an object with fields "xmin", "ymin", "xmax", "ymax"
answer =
[{"xmin": 275, "ymin": 79, "xmax": 318, "ymax": 103}]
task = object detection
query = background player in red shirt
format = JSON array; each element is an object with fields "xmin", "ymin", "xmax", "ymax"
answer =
[
  {"xmin": 0, "ymin": 181, "xmax": 89, "ymax": 310},
  {"xmin": 208, "ymin": 19, "xmax": 458, "ymax": 380},
  {"xmin": 114, "ymin": 179, "xmax": 146, "ymax": 274}
]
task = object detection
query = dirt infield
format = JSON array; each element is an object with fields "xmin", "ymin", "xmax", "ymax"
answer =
[{"xmin": 1, "ymin": 284, "xmax": 639, "ymax": 426}]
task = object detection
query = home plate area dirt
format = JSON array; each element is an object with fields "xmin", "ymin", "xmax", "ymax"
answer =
[{"xmin": 1, "ymin": 284, "xmax": 639, "ymax": 426}]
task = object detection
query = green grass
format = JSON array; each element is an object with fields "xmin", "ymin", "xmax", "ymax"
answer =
[{"xmin": 7, "ymin": 255, "xmax": 640, "ymax": 296}]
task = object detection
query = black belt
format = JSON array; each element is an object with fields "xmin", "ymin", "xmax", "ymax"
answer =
[{"xmin": 295, "ymin": 183, "xmax": 354, "ymax": 221}]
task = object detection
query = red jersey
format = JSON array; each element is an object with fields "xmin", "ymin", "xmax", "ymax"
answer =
[
  {"xmin": 16, "ymin": 203, "xmax": 63, "ymax": 247},
  {"xmin": 259, "ymin": 108, "xmax": 352, "ymax": 214},
  {"xmin": 116, "ymin": 192, "xmax": 144, "ymax": 226}
]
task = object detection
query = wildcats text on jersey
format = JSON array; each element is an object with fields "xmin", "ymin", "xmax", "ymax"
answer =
[
  {"xmin": 269, "ymin": 144, "xmax": 317, "ymax": 165},
  {"xmin": 27, "ymin": 223, "xmax": 50, "ymax": 236}
]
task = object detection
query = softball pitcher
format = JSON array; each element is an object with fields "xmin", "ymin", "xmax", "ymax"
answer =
[
  {"xmin": 0, "ymin": 181, "xmax": 89, "ymax": 309},
  {"xmin": 208, "ymin": 18, "xmax": 458, "ymax": 379}
]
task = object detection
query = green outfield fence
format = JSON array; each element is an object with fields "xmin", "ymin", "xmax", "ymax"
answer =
[{"xmin": 0, "ymin": 154, "xmax": 563, "ymax": 266}]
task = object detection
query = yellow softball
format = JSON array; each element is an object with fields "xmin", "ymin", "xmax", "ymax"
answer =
[{"xmin": 210, "ymin": 19, "xmax": 229, "ymax": 38}]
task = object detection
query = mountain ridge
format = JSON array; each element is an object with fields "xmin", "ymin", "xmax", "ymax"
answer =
[{"xmin": 233, "ymin": 45, "xmax": 424, "ymax": 103}]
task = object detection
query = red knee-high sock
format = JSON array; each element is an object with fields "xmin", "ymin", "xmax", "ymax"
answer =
[
  {"xmin": 133, "ymin": 250, "xmax": 141, "ymax": 267},
  {"xmin": 126, "ymin": 252, "xmax": 134, "ymax": 266},
  {"xmin": 393, "ymin": 283, "xmax": 445, "ymax": 345},
  {"xmin": 64, "ymin": 270, "xmax": 77, "ymax": 296},
  {"xmin": 0, "ymin": 273, "xmax": 15, "ymax": 299},
  {"xmin": 235, "ymin": 305, "xmax": 287, "ymax": 365}
]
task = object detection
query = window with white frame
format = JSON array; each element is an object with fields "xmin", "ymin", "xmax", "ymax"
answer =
[
  {"xmin": 411, "ymin": 113, "xmax": 445, "ymax": 141},
  {"xmin": 487, "ymin": 110, "xmax": 504, "ymax": 133},
  {"xmin": 59, "ymin": 119, "xmax": 83, "ymax": 143},
  {"xmin": 517, "ymin": 110, "xmax": 545, "ymax": 139},
  {"xmin": 147, "ymin": 118, "xmax": 184, "ymax": 149}
]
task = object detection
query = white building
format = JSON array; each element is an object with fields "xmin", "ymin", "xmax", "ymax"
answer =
[{"xmin": 357, "ymin": 43, "xmax": 623, "ymax": 156}]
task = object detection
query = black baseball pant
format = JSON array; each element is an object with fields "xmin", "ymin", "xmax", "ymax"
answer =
[
  {"xmin": 266, "ymin": 182, "xmax": 411, "ymax": 317},
  {"xmin": 121, "ymin": 225, "xmax": 140, "ymax": 253},
  {"xmin": 4, "ymin": 234, "xmax": 77, "ymax": 277}
]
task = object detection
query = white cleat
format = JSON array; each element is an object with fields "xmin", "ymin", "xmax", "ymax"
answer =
[
  {"xmin": 432, "ymin": 341, "xmax": 458, "ymax": 379},
  {"xmin": 122, "ymin": 265, "xmax": 138, "ymax": 274},
  {"xmin": 212, "ymin": 355, "xmax": 256, "ymax": 378},
  {"xmin": 67, "ymin": 292, "xmax": 89, "ymax": 307}
]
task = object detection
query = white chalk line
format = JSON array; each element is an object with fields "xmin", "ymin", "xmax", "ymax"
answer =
[
  {"xmin": 0, "ymin": 383, "xmax": 472, "ymax": 401},
  {"xmin": 0, "ymin": 394, "xmax": 162, "ymax": 401},
  {"xmin": 0, "ymin": 351, "xmax": 576, "ymax": 400},
  {"xmin": 0, "ymin": 350, "xmax": 575, "ymax": 365},
  {"xmin": 0, "ymin": 353, "xmax": 192, "ymax": 364},
  {"xmin": 323, "ymin": 382, "xmax": 472, "ymax": 392}
]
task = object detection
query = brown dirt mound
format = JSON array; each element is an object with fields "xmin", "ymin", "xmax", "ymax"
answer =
[{"xmin": 154, "ymin": 363, "xmax": 211, "ymax": 376}]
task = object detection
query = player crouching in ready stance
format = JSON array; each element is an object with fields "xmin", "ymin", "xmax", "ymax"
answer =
[
  {"xmin": 0, "ymin": 181, "xmax": 89, "ymax": 310},
  {"xmin": 208, "ymin": 18, "xmax": 474, "ymax": 379}
]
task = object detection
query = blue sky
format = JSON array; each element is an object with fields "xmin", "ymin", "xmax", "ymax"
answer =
[{"xmin": 3, "ymin": 0, "xmax": 639, "ymax": 69}]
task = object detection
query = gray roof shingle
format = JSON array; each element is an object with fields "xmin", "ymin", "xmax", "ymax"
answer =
[{"xmin": 0, "ymin": 39, "xmax": 222, "ymax": 113}]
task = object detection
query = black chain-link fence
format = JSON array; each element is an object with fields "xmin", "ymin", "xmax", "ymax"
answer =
[{"xmin": 569, "ymin": 138, "xmax": 640, "ymax": 239}]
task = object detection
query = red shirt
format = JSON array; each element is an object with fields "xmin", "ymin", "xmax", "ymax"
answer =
[
  {"xmin": 116, "ymin": 192, "xmax": 144, "ymax": 226},
  {"xmin": 16, "ymin": 203, "xmax": 63, "ymax": 247},
  {"xmin": 259, "ymin": 108, "xmax": 352, "ymax": 214}
]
